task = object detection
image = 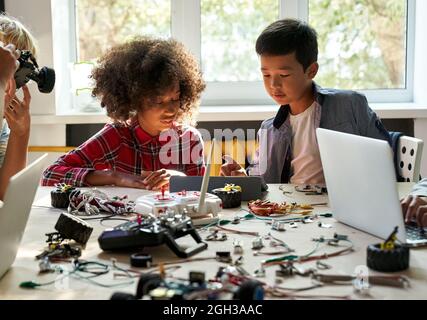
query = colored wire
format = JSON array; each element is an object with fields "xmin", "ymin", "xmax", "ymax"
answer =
[
  {"xmin": 20, "ymin": 260, "xmax": 134, "ymax": 289},
  {"xmin": 214, "ymin": 225, "xmax": 259, "ymax": 236},
  {"xmin": 262, "ymin": 239, "xmax": 354, "ymax": 268},
  {"xmin": 197, "ymin": 212, "xmax": 256, "ymax": 231}
]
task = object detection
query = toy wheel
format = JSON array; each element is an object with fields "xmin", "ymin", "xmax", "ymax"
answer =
[
  {"xmin": 110, "ymin": 292, "xmax": 137, "ymax": 300},
  {"xmin": 51, "ymin": 189, "xmax": 73, "ymax": 208},
  {"xmin": 234, "ymin": 280, "xmax": 264, "ymax": 300},
  {"xmin": 367, "ymin": 244, "xmax": 410, "ymax": 272},
  {"xmin": 136, "ymin": 273, "xmax": 162, "ymax": 299},
  {"xmin": 54, "ymin": 212, "xmax": 93, "ymax": 245}
]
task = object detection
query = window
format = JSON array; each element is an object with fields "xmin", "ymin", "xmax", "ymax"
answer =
[
  {"xmin": 309, "ymin": 0, "xmax": 409, "ymax": 91},
  {"xmin": 52, "ymin": 0, "xmax": 415, "ymax": 115},
  {"xmin": 76, "ymin": 0, "xmax": 171, "ymax": 62},
  {"xmin": 201, "ymin": 0, "xmax": 278, "ymax": 82}
]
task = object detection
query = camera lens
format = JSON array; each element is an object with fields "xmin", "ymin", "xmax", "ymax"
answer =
[{"xmin": 36, "ymin": 67, "xmax": 56, "ymax": 93}]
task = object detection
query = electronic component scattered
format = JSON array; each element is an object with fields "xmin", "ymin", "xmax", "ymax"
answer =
[
  {"xmin": 318, "ymin": 222, "xmax": 332, "ymax": 228},
  {"xmin": 68, "ymin": 189, "xmax": 134, "ymax": 216},
  {"xmin": 312, "ymin": 273, "xmax": 410, "ymax": 288},
  {"xmin": 254, "ymin": 266, "xmax": 266, "ymax": 278},
  {"xmin": 216, "ymin": 251, "xmax": 232, "ymax": 263},
  {"xmin": 111, "ymin": 269, "xmax": 264, "ymax": 301},
  {"xmin": 55, "ymin": 212, "xmax": 93, "ymax": 245},
  {"xmin": 130, "ymin": 253, "xmax": 153, "ymax": 268},
  {"xmin": 233, "ymin": 240, "xmax": 244, "ymax": 255},
  {"xmin": 98, "ymin": 212, "xmax": 207, "ymax": 258},
  {"xmin": 134, "ymin": 141, "xmax": 222, "ymax": 226},
  {"xmin": 252, "ymin": 237, "xmax": 264, "ymax": 250},
  {"xmin": 51, "ymin": 183, "xmax": 75, "ymax": 209},
  {"xmin": 248, "ymin": 199, "xmax": 313, "ymax": 217},
  {"xmin": 212, "ymin": 184, "xmax": 242, "ymax": 209},
  {"xmin": 271, "ymin": 220, "xmax": 286, "ymax": 231},
  {"xmin": 205, "ymin": 230, "xmax": 227, "ymax": 241}
]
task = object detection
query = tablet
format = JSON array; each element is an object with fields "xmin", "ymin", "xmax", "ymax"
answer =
[{"xmin": 169, "ymin": 176, "xmax": 267, "ymax": 201}]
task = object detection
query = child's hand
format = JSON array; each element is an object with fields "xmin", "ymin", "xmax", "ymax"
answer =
[
  {"xmin": 220, "ymin": 155, "xmax": 247, "ymax": 177},
  {"xmin": 401, "ymin": 195, "xmax": 427, "ymax": 227},
  {"xmin": 112, "ymin": 171, "xmax": 149, "ymax": 189},
  {"xmin": 4, "ymin": 82, "xmax": 31, "ymax": 137},
  {"xmin": 143, "ymin": 169, "xmax": 172, "ymax": 191}
]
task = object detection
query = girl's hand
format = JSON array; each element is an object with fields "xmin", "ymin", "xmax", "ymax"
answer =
[
  {"xmin": 4, "ymin": 82, "xmax": 31, "ymax": 137},
  {"xmin": 112, "ymin": 171, "xmax": 150, "ymax": 189}
]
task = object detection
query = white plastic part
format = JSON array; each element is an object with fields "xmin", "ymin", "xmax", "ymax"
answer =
[
  {"xmin": 397, "ymin": 135, "xmax": 424, "ymax": 182},
  {"xmin": 135, "ymin": 191, "xmax": 222, "ymax": 226}
]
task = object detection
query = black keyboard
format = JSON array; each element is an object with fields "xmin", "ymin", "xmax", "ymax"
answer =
[{"xmin": 405, "ymin": 224, "xmax": 427, "ymax": 241}]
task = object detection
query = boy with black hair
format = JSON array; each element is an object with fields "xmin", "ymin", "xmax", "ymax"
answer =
[{"xmin": 221, "ymin": 18, "xmax": 390, "ymax": 184}]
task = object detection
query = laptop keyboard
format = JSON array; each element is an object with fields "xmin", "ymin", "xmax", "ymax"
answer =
[{"xmin": 405, "ymin": 224, "xmax": 427, "ymax": 241}]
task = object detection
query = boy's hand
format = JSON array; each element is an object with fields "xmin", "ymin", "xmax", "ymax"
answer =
[
  {"xmin": 401, "ymin": 195, "xmax": 427, "ymax": 227},
  {"xmin": 4, "ymin": 82, "xmax": 31, "ymax": 137},
  {"xmin": 220, "ymin": 155, "xmax": 247, "ymax": 177},
  {"xmin": 143, "ymin": 169, "xmax": 172, "ymax": 191},
  {"xmin": 0, "ymin": 43, "xmax": 20, "ymax": 86}
]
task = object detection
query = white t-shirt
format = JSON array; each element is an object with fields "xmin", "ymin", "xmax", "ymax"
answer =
[{"xmin": 289, "ymin": 102, "xmax": 325, "ymax": 185}]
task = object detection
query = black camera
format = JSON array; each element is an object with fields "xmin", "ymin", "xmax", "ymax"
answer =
[{"xmin": 14, "ymin": 50, "xmax": 55, "ymax": 93}]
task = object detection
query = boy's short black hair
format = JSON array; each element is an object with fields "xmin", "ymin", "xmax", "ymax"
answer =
[{"xmin": 256, "ymin": 19, "xmax": 318, "ymax": 71}]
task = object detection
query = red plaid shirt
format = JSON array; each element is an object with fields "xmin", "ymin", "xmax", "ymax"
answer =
[{"xmin": 42, "ymin": 120, "xmax": 205, "ymax": 187}]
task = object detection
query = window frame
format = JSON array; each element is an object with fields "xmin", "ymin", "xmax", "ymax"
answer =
[
  {"xmin": 306, "ymin": 0, "xmax": 415, "ymax": 104},
  {"xmin": 51, "ymin": 0, "xmax": 416, "ymax": 115}
]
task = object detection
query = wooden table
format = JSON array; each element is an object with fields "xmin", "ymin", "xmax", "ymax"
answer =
[{"xmin": 1, "ymin": 184, "xmax": 426, "ymax": 300}]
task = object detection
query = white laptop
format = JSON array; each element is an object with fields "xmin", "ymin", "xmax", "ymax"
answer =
[
  {"xmin": 0, "ymin": 154, "xmax": 48, "ymax": 278},
  {"xmin": 316, "ymin": 128, "xmax": 427, "ymax": 247}
]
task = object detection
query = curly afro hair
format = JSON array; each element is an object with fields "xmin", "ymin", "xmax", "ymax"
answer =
[{"xmin": 91, "ymin": 37, "xmax": 206, "ymax": 125}]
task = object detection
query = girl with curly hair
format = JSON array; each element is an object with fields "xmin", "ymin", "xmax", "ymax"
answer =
[{"xmin": 42, "ymin": 37, "xmax": 206, "ymax": 190}]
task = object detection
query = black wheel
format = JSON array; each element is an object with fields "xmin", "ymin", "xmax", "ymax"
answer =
[
  {"xmin": 367, "ymin": 244, "xmax": 410, "ymax": 272},
  {"xmin": 110, "ymin": 292, "xmax": 137, "ymax": 300},
  {"xmin": 54, "ymin": 212, "xmax": 93, "ymax": 245},
  {"xmin": 51, "ymin": 189, "xmax": 74, "ymax": 208},
  {"xmin": 233, "ymin": 280, "xmax": 264, "ymax": 300},
  {"xmin": 136, "ymin": 273, "xmax": 163, "ymax": 299}
]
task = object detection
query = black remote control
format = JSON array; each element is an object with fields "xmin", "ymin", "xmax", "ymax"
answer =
[{"xmin": 98, "ymin": 214, "xmax": 207, "ymax": 258}]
